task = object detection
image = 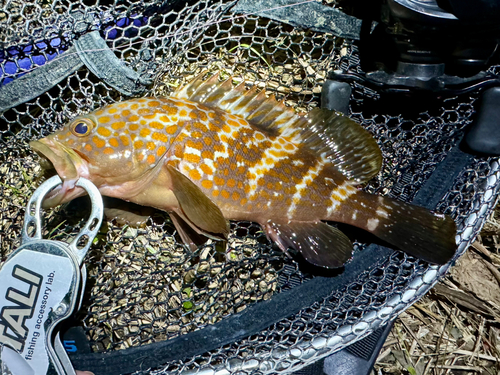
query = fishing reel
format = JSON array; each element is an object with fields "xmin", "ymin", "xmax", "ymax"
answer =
[
  {"xmin": 326, "ymin": 0, "xmax": 500, "ymax": 154},
  {"xmin": 355, "ymin": 0, "xmax": 500, "ymax": 78}
]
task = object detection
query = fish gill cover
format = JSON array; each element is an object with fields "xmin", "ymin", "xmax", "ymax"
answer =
[{"xmin": 0, "ymin": 0, "xmax": 498, "ymax": 374}]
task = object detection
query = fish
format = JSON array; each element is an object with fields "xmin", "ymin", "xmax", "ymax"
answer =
[{"xmin": 30, "ymin": 73, "xmax": 457, "ymax": 268}]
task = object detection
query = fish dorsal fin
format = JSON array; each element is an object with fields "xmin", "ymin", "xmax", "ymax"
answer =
[
  {"xmin": 173, "ymin": 72, "xmax": 303, "ymax": 136},
  {"xmin": 174, "ymin": 73, "xmax": 382, "ymax": 183}
]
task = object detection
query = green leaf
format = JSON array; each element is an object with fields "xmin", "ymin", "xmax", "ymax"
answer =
[{"xmin": 183, "ymin": 301, "xmax": 193, "ymax": 310}]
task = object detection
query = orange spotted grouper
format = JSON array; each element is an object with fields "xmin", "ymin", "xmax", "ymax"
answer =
[{"xmin": 30, "ymin": 73, "xmax": 457, "ymax": 268}]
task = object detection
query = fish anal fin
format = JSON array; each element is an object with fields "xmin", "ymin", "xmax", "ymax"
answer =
[
  {"xmin": 264, "ymin": 221, "xmax": 353, "ymax": 269},
  {"xmin": 166, "ymin": 165, "xmax": 229, "ymax": 237}
]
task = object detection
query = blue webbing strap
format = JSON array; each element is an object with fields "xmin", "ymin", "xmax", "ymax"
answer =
[
  {"xmin": 0, "ymin": 46, "xmax": 83, "ymax": 112},
  {"xmin": 0, "ymin": 31, "xmax": 149, "ymax": 113}
]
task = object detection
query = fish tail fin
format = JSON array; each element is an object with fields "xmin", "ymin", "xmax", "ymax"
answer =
[{"xmin": 340, "ymin": 191, "xmax": 457, "ymax": 264}]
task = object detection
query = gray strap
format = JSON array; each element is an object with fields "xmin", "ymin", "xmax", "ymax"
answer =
[
  {"xmin": 74, "ymin": 31, "xmax": 150, "ymax": 96},
  {"xmin": 0, "ymin": 31, "xmax": 150, "ymax": 113},
  {"xmin": 0, "ymin": 47, "xmax": 84, "ymax": 113},
  {"xmin": 232, "ymin": 0, "xmax": 363, "ymax": 40}
]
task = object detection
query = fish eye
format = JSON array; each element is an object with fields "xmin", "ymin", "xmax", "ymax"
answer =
[{"xmin": 70, "ymin": 118, "xmax": 94, "ymax": 137}]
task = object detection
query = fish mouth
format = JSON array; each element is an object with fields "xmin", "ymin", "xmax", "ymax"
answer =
[{"xmin": 29, "ymin": 138, "xmax": 88, "ymax": 208}]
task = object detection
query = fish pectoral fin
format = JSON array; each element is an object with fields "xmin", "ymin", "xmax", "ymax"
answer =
[
  {"xmin": 166, "ymin": 165, "xmax": 230, "ymax": 238},
  {"xmin": 264, "ymin": 221, "xmax": 353, "ymax": 269}
]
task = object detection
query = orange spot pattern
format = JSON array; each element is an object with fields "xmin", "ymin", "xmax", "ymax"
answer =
[
  {"xmin": 112, "ymin": 121, "xmax": 125, "ymax": 130},
  {"xmin": 200, "ymin": 164, "xmax": 213, "ymax": 175},
  {"xmin": 120, "ymin": 136, "xmax": 129, "ymax": 146},
  {"xmin": 162, "ymin": 105, "xmax": 178, "ymax": 116},
  {"xmin": 150, "ymin": 121, "xmax": 164, "ymax": 130},
  {"xmin": 189, "ymin": 169, "xmax": 201, "ymax": 180},
  {"xmin": 148, "ymin": 100, "xmax": 160, "ymax": 107},
  {"xmin": 140, "ymin": 128, "xmax": 151, "ymax": 137},
  {"xmin": 157, "ymin": 146, "xmax": 167, "ymax": 157},
  {"xmin": 97, "ymin": 127, "xmax": 111, "ymax": 137},
  {"xmin": 202, "ymin": 180, "xmax": 213, "ymax": 189},
  {"xmin": 166, "ymin": 125, "xmax": 178, "ymax": 134},
  {"xmin": 185, "ymin": 154, "xmax": 201, "ymax": 164},
  {"xmin": 152, "ymin": 132, "xmax": 170, "ymax": 143},
  {"xmin": 92, "ymin": 136, "xmax": 105, "ymax": 148},
  {"xmin": 109, "ymin": 138, "xmax": 119, "ymax": 148},
  {"xmin": 214, "ymin": 176, "xmax": 225, "ymax": 186},
  {"xmin": 84, "ymin": 97, "xmax": 332, "ymax": 220},
  {"xmin": 98, "ymin": 116, "xmax": 110, "ymax": 124},
  {"xmin": 186, "ymin": 139, "xmax": 203, "ymax": 151},
  {"xmin": 201, "ymin": 150, "xmax": 214, "ymax": 159}
]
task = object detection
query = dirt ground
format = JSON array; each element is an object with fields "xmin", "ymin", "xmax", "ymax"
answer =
[{"xmin": 374, "ymin": 207, "xmax": 500, "ymax": 375}]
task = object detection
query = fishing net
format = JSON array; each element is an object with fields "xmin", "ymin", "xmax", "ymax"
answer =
[{"xmin": 1, "ymin": 0, "xmax": 498, "ymax": 374}]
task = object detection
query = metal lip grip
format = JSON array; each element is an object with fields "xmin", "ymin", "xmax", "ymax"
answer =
[{"xmin": 0, "ymin": 175, "xmax": 103, "ymax": 375}]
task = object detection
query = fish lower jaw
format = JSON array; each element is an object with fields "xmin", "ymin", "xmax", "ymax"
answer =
[{"xmin": 42, "ymin": 180, "xmax": 86, "ymax": 208}]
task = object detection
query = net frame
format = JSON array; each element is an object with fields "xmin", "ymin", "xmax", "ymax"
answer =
[{"xmin": 0, "ymin": 1, "xmax": 498, "ymax": 374}]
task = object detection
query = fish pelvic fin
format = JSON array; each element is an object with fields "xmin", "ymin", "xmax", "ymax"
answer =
[
  {"xmin": 334, "ymin": 191, "xmax": 457, "ymax": 265},
  {"xmin": 174, "ymin": 73, "xmax": 382, "ymax": 183}
]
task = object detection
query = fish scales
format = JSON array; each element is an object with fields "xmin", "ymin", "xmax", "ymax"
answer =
[
  {"xmin": 79, "ymin": 95, "xmax": 349, "ymax": 222},
  {"xmin": 30, "ymin": 73, "xmax": 457, "ymax": 269}
]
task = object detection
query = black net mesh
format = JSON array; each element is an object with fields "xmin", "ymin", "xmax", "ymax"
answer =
[{"xmin": 1, "ymin": 1, "xmax": 499, "ymax": 374}]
